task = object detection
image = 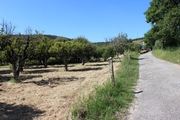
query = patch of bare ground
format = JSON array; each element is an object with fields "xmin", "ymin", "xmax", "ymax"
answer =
[{"xmin": 0, "ymin": 61, "xmax": 119, "ymax": 120}]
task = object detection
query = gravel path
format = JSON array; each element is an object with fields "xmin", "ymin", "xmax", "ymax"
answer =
[{"xmin": 129, "ymin": 52, "xmax": 180, "ymax": 120}]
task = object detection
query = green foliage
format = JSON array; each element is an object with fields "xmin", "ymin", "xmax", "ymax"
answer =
[
  {"xmin": 54, "ymin": 36, "xmax": 71, "ymax": 42},
  {"xmin": 74, "ymin": 37, "xmax": 96, "ymax": 62},
  {"xmin": 0, "ymin": 20, "xmax": 41, "ymax": 80},
  {"xmin": 33, "ymin": 35, "xmax": 53, "ymax": 67},
  {"xmin": 144, "ymin": 0, "xmax": 180, "ymax": 47},
  {"xmin": 110, "ymin": 33, "xmax": 129, "ymax": 55},
  {"xmin": 74, "ymin": 36, "xmax": 89, "ymax": 43},
  {"xmin": 144, "ymin": 29, "xmax": 156, "ymax": 49},
  {"xmin": 93, "ymin": 42, "xmax": 111, "ymax": 61},
  {"xmin": 47, "ymin": 57, "xmax": 61, "ymax": 65},
  {"xmin": 50, "ymin": 41, "xmax": 72, "ymax": 58},
  {"xmin": 72, "ymin": 52, "xmax": 139, "ymax": 120},
  {"xmin": 128, "ymin": 43, "xmax": 142, "ymax": 52},
  {"xmin": 0, "ymin": 50, "xmax": 7, "ymax": 65},
  {"xmin": 153, "ymin": 40, "xmax": 163, "ymax": 50},
  {"xmin": 49, "ymin": 37, "xmax": 96, "ymax": 69},
  {"xmin": 153, "ymin": 47, "xmax": 180, "ymax": 65},
  {"xmin": 0, "ymin": 33, "xmax": 34, "ymax": 79},
  {"xmin": 93, "ymin": 47, "xmax": 105, "ymax": 61},
  {"xmin": 102, "ymin": 47, "xmax": 115, "ymax": 60}
]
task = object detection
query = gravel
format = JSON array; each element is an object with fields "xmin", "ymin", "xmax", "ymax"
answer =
[{"xmin": 129, "ymin": 52, "xmax": 180, "ymax": 120}]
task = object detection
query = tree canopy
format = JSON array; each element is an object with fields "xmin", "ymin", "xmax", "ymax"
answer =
[{"xmin": 144, "ymin": 0, "xmax": 180, "ymax": 47}]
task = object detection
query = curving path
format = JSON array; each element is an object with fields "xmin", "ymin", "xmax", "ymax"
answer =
[{"xmin": 129, "ymin": 52, "xmax": 180, "ymax": 120}]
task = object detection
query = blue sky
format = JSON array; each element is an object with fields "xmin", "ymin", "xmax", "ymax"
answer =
[{"xmin": 0, "ymin": 0, "xmax": 152, "ymax": 42}]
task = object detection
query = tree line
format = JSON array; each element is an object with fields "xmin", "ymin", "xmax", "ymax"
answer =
[
  {"xmin": 144, "ymin": 0, "xmax": 180, "ymax": 48},
  {"xmin": 0, "ymin": 20, "xmax": 142, "ymax": 82}
]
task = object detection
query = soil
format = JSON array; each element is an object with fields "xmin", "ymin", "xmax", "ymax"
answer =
[{"xmin": 0, "ymin": 61, "xmax": 119, "ymax": 120}]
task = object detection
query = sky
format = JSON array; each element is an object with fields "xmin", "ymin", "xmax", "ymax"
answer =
[{"xmin": 0, "ymin": 0, "xmax": 152, "ymax": 42}]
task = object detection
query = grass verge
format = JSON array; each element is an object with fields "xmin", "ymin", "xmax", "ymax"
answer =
[
  {"xmin": 71, "ymin": 52, "xmax": 139, "ymax": 120},
  {"xmin": 152, "ymin": 47, "xmax": 180, "ymax": 65}
]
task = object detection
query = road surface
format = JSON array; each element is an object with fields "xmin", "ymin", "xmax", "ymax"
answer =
[{"xmin": 129, "ymin": 52, "xmax": 180, "ymax": 120}]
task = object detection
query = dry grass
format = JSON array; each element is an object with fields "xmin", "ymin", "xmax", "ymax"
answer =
[{"xmin": 0, "ymin": 62, "xmax": 119, "ymax": 120}]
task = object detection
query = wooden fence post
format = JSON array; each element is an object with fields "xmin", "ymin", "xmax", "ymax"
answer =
[{"xmin": 108, "ymin": 57, "xmax": 115, "ymax": 86}]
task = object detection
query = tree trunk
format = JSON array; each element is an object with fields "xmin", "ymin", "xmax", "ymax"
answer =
[
  {"xmin": 12, "ymin": 58, "xmax": 25, "ymax": 82},
  {"xmin": 20, "ymin": 66, "xmax": 24, "ymax": 72},
  {"xmin": 63, "ymin": 57, "xmax": 68, "ymax": 71},
  {"xmin": 42, "ymin": 58, "xmax": 48, "ymax": 68},
  {"xmin": 81, "ymin": 58, "xmax": 85, "ymax": 65},
  {"xmin": 12, "ymin": 63, "xmax": 20, "ymax": 80}
]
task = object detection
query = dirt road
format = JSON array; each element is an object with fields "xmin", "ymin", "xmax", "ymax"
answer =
[{"xmin": 129, "ymin": 52, "xmax": 180, "ymax": 120}]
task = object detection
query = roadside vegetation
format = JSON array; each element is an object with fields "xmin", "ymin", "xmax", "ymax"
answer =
[
  {"xmin": 72, "ymin": 52, "xmax": 139, "ymax": 120},
  {"xmin": 144, "ymin": 0, "xmax": 180, "ymax": 65},
  {"xmin": 153, "ymin": 47, "xmax": 180, "ymax": 65}
]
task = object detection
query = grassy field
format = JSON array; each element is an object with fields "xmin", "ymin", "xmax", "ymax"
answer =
[
  {"xmin": 72, "ymin": 52, "xmax": 139, "ymax": 120},
  {"xmin": 152, "ymin": 47, "xmax": 180, "ymax": 65},
  {"xmin": 0, "ymin": 62, "xmax": 120, "ymax": 120}
]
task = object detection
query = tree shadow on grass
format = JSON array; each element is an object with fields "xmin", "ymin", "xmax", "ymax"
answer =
[
  {"xmin": 24, "ymin": 65, "xmax": 46, "ymax": 69},
  {"xmin": 25, "ymin": 64, "xmax": 75, "ymax": 69},
  {"xmin": 86, "ymin": 63, "xmax": 108, "ymax": 67},
  {"xmin": 0, "ymin": 76, "xmax": 11, "ymax": 83},
  {"xmin": 0, "ymin": 75, "xmax": 43, "ymax": 83},
  {"xmin": 0, "ymin": 70, "xmax": 12, "ymax": 75},
  {"xmin": 69, "ymin": 67, "xmax": 103, "ymax": 72},
  {"xmin": 131, "ymin": 57, "xmax": 145, "ymax": 61},
  {"xmin": 23, "ymin": 69, "xmax": 58, "ymax": 74},
  {"xmin": 24, "ymin": 76, "xmax": 85, "ymax": 88},
  {"xmin": 19, "ymin": 75, "xmax": 43, "ymax": 81},
  {"xmin": 0, "ymin": 102, "xmax": 45, "ymax": 120},
  {"xmin": 48, "ymin": 64, "xmax": 75, "ymax": 68}
]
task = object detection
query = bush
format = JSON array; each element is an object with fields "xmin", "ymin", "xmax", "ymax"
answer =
[
  {"xmin": 47, "ymin": 57, "xmax": 62, "ymax": 65},
  {"xmin": 153, "ymin": 40, "xmax": 163, "ymax": 50},
  {"xmin": 102, "ymin": 47, "xmax": 115, "ymax": 61}
]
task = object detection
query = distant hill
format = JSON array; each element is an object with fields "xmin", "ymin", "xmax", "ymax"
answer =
[
  {"xmin": 132, "ymin": 37, "xmax": 144, "ymax": 44},
  {"xmin": 93, "ymin": 41, "xmax": 112, "ymax": 46},
  {"xmin": 43, "ymin": 34, "xmax": 58, "ymax": 39},
  {"xmin": 44, "ymin": 34, "xmax": 73, "ymax": 41},
  {"xmin": 12, "ymin": 34, "xmax": 72, "ymax": 41}
]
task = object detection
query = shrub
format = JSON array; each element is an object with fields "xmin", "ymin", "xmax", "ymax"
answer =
[{"xmin": 153, "ymin": 40, "xmax": 163, "ymax": 50}]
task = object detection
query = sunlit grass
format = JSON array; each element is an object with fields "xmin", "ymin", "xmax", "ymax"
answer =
[
  {"xmin": 72, "ymin": 52, "xmax": 139, "ymax": 120},
  {"xmin": 153, "ymin": 47, "xmax": 180, "ymax": 65}
]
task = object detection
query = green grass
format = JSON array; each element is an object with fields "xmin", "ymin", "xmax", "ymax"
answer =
[
  {"xmin": 72, "ymin": 52, "xmax": 139, "ymax": 120},
  {"xmin": 9, "ymin": 78, "xmax": 21, "ymax": 83},
  {"xmin": 153, "ymin": 47, "xmax": 180, "ymax": 65}
]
